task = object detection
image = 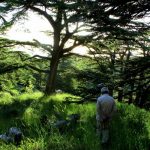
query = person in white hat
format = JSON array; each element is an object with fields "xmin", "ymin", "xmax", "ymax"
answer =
[{"xmin": 96, "ymin": 87, "xmax": 117, "ymax": 144}]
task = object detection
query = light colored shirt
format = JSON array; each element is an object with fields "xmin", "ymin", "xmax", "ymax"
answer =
[{"xmin": 96, "ymin": 94, "xmax": 116, "ymax": 121}]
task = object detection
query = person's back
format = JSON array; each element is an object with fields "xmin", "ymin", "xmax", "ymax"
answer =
[
  {"xmin": 97, "ymin": 94, "xmax": 116, "ymax": 121},
  {"xmin": 96, "ymin": 87, "xmax": 117, "ymax": 144}
]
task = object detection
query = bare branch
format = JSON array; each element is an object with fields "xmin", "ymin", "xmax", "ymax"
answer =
[
  {"xmin": 63, "ymin": 52, "xmax": 91, "ymax": 59},
  {"xmin": 63, "ymin": 41, "xmax": 81, "ymax": 53},
  {"xmin": 0, "ymin": 15, "xmax": 7, "ymax": 24},
  {"xmin": 0, "ymin": 44, "xmax": 17, "ymax": 48},
  {"xmin": 63, "ymin": 11, "xmax": 69, "ymax": 33},
  {"xmin": 28, "ymin": 6, "xmax": 55, "ymax": 28},
  {"xmin": 23, "ymin": 55, "xmax": 50, "ymax": 61}
]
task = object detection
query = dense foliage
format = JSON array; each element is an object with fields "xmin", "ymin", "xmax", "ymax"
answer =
[{"xmin": 0, "ymin": 0, "xmax": 149, "ymax": 94}]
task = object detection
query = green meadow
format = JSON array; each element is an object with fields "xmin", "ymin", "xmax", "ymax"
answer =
[{"xmin": 0, "ymin": 92, "xmax": 149, "ymax": 150}]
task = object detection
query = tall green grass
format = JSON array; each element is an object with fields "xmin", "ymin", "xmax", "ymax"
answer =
[{"xmin": 0, "ymin": 92, "xmax": 149, "ymax": 150}]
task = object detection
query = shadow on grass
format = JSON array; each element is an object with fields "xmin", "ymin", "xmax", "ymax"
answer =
[{"xmin": 0, "ymin": 99, "xmax": 33, "ymax": 131}]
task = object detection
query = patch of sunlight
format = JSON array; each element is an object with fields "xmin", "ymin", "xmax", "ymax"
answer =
[
  {"xmin": 17, "ymin": 91, "xmax": 43, "ymax": 101},
  {"xmin": 0, "ymin": 92, "xmax": 13, "ymax": 104},
  {"xmin": 44, "ymin": 93, "xmax": 81, "ymax": 102}
]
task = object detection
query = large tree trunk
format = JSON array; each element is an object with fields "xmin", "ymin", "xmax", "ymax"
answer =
[
  {"xmin": 45, "ymin": 27, "xmax": 61, "ymax": 95},
  {"xmin": 128, "ymin": 78, "xmax": 134, "ymax": 104},
  {"xmin": 118, "ymin": 87, "xmax": 123, "ymax": 102},
  {"xmin": 44, "ymin": 21, "xmax": 62, "ymax": 95},
  {"xmin": 45, "ymin": 53, "xmax": 60, "ymax": 95}
]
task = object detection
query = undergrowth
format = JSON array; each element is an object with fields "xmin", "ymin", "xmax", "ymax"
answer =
[{"xmin": 0, "ymin": 92, "xmax": 149, "ymax": 150}]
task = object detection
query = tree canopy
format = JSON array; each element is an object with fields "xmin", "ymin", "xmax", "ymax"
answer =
[{"xmin": 0, "ymin": 0, "xmax": 149, "ymax": 95}]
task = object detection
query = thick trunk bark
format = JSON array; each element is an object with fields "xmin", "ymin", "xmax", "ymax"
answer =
[
  {"xmin": 135, "ymin": 73, "xmax": 144, "ymax": 106},
  {"xmin": 45, "ymin": 54, "xmax": 60, "ymax": 95},
  {"xmin": 128, "ymin": 79, "xmax": 134, "ymax": 104},
  {"xmin": 118, "ymin": 88, "xmax": 123, "ymax": 102},
  {"xmin": 45, "ymin": 24, "xmax": 61, "ymax": 95}
]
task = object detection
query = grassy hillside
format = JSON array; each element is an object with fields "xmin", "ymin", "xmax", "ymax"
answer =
[{"xmin": 0, "ymin": 92, "xmax": 150, "ymax": 150}]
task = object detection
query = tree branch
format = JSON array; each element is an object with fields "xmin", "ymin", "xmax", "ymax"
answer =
[
  {"xmin": 33, "ymin": 39, "xmax": 52, "ymax": 53},
  {"xmin": 62, "ymin": 52, "xmax": 91, "ymax": 59},
  {"xmin": 0, "ymin": 63, "xmax": 49, "ymax": 74},
  {"xmin": 0, "ymin": 64, "xmax": 25, "ymax": 74},
  {"xmin": 0, "ymin": 15, "xmax": 7, "ymax": 24},
  {"xmin": 23, "ymin": 55, "xmax": 50, "ymax": 61},
  {"xmin": 63, "ymin": 41, "xmax": 81, "ymax": 53},
  {"xmin": 26, "ymin": 64, "xmax": 49, "ymax": 73},
  {"xmin": 28, "ymin": 6, "xmax": 55, "ymax": 28}
]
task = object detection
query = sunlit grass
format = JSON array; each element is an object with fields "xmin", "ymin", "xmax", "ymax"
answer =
[
  {"xmin": 0, "ymin": 92, "xmax": 150, "ymax": 150},
  {"xmin": 0, "ymin": 92, "xmax": 13, "ymax": 104},
  {"xmin": 16, "ymin": 91, "xmax": 43, "ymax": 101},
  {"xmin": 43, "ymin": 93, "xmax": 81, "ymax": 102}
]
